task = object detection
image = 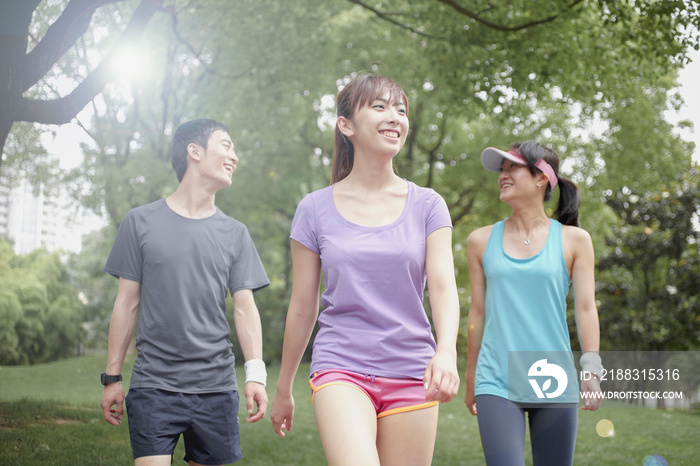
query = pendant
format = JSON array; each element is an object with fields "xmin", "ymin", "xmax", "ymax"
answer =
[{"xmin": 524, "ymin": 239, "xmax": 531, "ymax": 245}]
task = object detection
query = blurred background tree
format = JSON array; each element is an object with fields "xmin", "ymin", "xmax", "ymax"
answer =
[
  {"xmin": 0, "ymin": 239, "xmax": 86, "ymax": 364},
  {"xmin": 597, "ymin": 168, "xmax": 699, "ymax": 353},
  {"xmin": 0, "ymin": 0, "xmax": 698, "ymax": 365}
]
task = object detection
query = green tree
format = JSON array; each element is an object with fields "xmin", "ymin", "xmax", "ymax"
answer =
[
  {"xmin": 66, "ymin": 228, "xmax": 119, "ymax": 350},
  {"xmin": 597, "ymin": 169, "xmax": 700, "ymax": 353},
  {"xmin": 595, "ymin": 169, "xmax": 699, "ymax": 407},
  {"xmin": 0, "ymin": 0, "xmax": 161, "ymax": 170},
  {"xmin": 27, "ymin": 0, "xmax": 699, "ymax": 363},
  {"xmin": 62, "ymin": 0, "xmax": 341, "ymax": 362},
  {"xmin": 0, "ymin": 241, "xmax": 87, "ymax": 365},
  {"xmin": 44, "ymin": 294, "xmax": 85, "ymax": 360},
  {"xmin": 0, "ymin": 287, "xmax": 23, "ymax": 365},
  {"xmin": 11, "ymin": 281, "xmax": 48, "ymax": 364}
]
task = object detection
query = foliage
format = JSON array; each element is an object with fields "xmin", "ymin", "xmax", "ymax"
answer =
[
  {"xmin": 1, "ymin": 0, "xmax": 698, "ymax": 362},
  {"xmin": 0, "ymin": 240, "xmax": 86, "ymax": 365},
  {"xmin": 65, "ymin": 227, "xmax": 119, "ymax": 350},
  {"xmin": 596, "ymin": 169, "xmax": 700, "ymax": 352},
  {"xmin": 0, "ymin": 122, "xmax": 55, "ymax": 191}
]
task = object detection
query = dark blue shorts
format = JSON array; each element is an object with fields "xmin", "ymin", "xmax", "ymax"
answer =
[{"xmin": 125, "ymin": 388, "xmax": 243, "ymax": 465}]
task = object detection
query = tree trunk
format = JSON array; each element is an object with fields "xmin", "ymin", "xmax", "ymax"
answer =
[{"xmin": 0, "ymin": 33, "xmax": 28, "ymax": 172}]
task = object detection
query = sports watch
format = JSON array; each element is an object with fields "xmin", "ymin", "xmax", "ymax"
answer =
[{"xmin": 100, "ymin": 372, "xmax": 122, "ymax": 386}]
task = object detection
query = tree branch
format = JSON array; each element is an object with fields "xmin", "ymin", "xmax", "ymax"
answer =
[
  {"xmin": 436, "ymin": 0, "xmax": 586, "ymax": 31},
  {"xmin": 22, "ymin": 0, "xmax": 124, "ymax": 93},
  {"xmin": 417, "ymin": 121, "xmax": 447, "ymax": 189},
  {"xmin": 449, "ymin": 186, "xmax": 477, "ymax": 224},
  {"xmin": 14, "ymin": 0, "xmax": 160, "ymax": 124},
  {"xmin": 404, "ymin": 100, "xmax": 424, "ymax": 162},
  {"xmin": 164, "ymin": 5, "xmax": 256, "ymax": 81},
  {"xmin": 347, "ymin": 0, "xmax": 436, "ymax": 38}
]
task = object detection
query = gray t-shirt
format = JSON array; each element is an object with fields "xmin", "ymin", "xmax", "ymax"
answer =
[{"xmin": 105, "ymin": 199, "xmax": 269, "ymax": 393}]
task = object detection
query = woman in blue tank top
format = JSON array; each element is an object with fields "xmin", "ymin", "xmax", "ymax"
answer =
[{"xmin": 464, "ymin": 141, "xmax": 603, "ymax": 466}]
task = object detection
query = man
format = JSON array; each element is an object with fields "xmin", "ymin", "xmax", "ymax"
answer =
[{"xmin": 100, "ymin": 119, "xmax": 270, "ymax": 466}]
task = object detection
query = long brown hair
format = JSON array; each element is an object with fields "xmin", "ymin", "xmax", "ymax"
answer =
[{"xmin": 330, "ymin": 74, "xmax": 409, "ymax": 184}]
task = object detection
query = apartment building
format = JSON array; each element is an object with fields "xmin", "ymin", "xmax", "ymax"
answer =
[{"xmin": 0, "ymin": 178, "xmax": 84, "ymax": 255}]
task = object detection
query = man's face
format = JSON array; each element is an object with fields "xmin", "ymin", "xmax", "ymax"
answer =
[{"xmin": 197, "ymin": 130, "xmax": 238, "ymax": 188}]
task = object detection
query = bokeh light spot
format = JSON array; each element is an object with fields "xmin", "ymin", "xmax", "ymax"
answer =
[
  {"xmin": 596, "ymin": 419, "xmax": 614, "ymax": 437},
  {"xmin": 643, "ymin": 455, "xmax": 668, "ymax": 466}
]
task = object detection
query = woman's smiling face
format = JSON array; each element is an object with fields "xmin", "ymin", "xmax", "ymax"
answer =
[{"xmin": 347, "ymin": 91, "xmax": 408, "ymax": 157}]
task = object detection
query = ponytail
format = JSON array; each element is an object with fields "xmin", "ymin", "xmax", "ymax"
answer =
[
  {"xmin": 552, "ymin": 176, "xmax": 581, "ymax": 227},
  {"xmin": 331, "ymin": 126, "xmax": 354, "ymax": 184},
  {"xmin": 515, "ymin": 140, "xmax": 581, "ymax": 227}
]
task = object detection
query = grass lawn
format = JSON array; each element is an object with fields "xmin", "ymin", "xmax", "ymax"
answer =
[{"xmin": 1, "ymin": 355, "xmax": 699, "ymax": 465}]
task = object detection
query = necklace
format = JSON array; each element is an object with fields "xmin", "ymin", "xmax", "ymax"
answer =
[{"xmin": 507, "ymin": 218, "xmax": 547, "ymax": 246}]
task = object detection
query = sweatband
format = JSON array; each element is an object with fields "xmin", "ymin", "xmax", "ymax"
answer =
[
  {"xmin": 244, "ymin": 359, "xmax": 267, "ymax": 386},
  {"xmin": 509, "ymin": 148, "xmax": 559, "ymax": 190},
  {"xmin": 580, "ymin": 352, "xmax": 604, "ymax": 379}
]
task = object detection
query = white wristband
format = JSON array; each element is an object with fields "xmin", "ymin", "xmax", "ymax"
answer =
[
  {"xmin": 244, "ymin": 359, "xmax": 267, "ymax": 386},
  {"xmin": 580, "ymin": 352, "xmax": 604, "ymax": 379}
]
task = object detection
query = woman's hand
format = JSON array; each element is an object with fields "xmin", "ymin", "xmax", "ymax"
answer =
[
  {"xmin": 423, "ymin": 349, "xmax": 460, "ymax": 403},
  {"xmin": 579, "ymin": 376, "xmax": 602, "ymax": 411},
  {"xmin": 464, "ymin": 386, "xmax": 477, "ymax": 415},
  {"xmin": 270, "ymin": 391, "xmax": 295, "ymax": 437}
]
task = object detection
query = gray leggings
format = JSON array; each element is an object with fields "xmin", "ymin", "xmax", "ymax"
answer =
[{"xmin": 475, "ymin": 395, "xmax": 578, "ymax": 466}]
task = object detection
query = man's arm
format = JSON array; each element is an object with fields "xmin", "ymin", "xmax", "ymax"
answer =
[
  {"xmin": 232, "ymin": 289, "xmax": 267, "ymax": 423},
  {"xmin": 101, "ymin": 277, "xmax": 140, "ymax": 426}
]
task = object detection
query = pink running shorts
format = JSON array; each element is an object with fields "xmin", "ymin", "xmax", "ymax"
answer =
[{"xmin": 309, "ymin": 369, "xmax": 438, "ymax": 418}]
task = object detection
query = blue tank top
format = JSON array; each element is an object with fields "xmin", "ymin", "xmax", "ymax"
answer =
[{"xmin": 474, "ymin": 218, "xmax": 573, "ymax": 400}]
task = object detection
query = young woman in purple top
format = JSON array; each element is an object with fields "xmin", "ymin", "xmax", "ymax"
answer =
[{"xmin": 270, "ymin": 74, "xmax": 460, "ymax": 465}]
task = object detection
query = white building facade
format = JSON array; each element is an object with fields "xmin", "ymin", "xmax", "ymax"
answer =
[{"xmin": 0, "ymin": 178, "xmax": 84, "ymax": 255}]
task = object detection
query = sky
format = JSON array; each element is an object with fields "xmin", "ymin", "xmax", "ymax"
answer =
[{"xmin": 670, "ymin": 48, "xmax": 700, "ymax": 163}]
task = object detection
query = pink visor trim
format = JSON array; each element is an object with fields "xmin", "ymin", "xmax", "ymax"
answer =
[{"xmin": 480, "ymin": 147, "xmax": 558, "ymax": 189}]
